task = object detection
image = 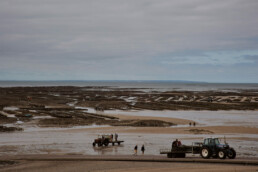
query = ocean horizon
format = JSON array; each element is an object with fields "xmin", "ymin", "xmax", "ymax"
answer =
[{"xmin": 0, "ymin": 80, "xmax": 258, "ymax": 92}]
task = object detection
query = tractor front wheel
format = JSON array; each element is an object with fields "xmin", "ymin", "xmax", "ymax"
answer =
[
  {"xmin": 227, "ymin": 148, "xmax": 236, "ymax": 159},
  {"xmin": 218, "ymin": 150, "xmax": 226, "ymax": 159}
]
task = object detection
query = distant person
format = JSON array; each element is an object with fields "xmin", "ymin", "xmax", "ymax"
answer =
[
  {"xmin": 141, "ymin": 145, "xmax": 145, "ymax": 155},
  {"xmin": 134, "ymin": 145, "xmax": 138, "ymax": 155},
  {"xmin": 178, "ymin": 140, "xmax": 182, "ymax": 146},
  {"xmin": 189, "ymin": 122, "xmax": 192, "ymax": 126},
  {"xmin": 115, "ymin": 133, "xmax": 118, "ymax": 141},
  {"xmin": 193, "ymin": 122, "xmax": 196, "ymax": 126},
  {"xmin": 172, "ymin": 139, "xmax": 178, "ymax": 148}
]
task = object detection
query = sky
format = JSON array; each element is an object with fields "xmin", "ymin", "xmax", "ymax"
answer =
[{"xmin": 0, "ymin": 0, "xmax": 258, "ymax": 83}]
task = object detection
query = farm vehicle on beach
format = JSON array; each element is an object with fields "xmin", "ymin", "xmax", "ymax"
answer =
[
  {"xmin": 92, "ymin": 134, "xmax": 124, "ymax": 147},
  {"xmin": 160, "ymin": 138, "xmax": 236, "ymax": 159}
]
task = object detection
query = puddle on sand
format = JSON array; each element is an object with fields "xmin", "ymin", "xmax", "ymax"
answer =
[{"xmin": 3, "ymin": 107, "xmax": 19, "ymax": 111}]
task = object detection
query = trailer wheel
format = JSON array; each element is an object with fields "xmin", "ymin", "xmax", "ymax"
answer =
[
  {"xmin": 104, "ymin": 142, "xmax": 109, "ymax": 146},
  {"xmin": 227, "ymin": 148, "xmax": 236, "ymax": 159},
  {"xmin": 93, "ymin": 142, "xmax": 96, "ymax": 147},
  {"xmin": 167, "ymin": 153, "xmax": 172, "ymax": 158},
  {"xmin": 171, "ymin": 153, "xmax": 177, "ymax": 158},
  {"xmin": 200, "ymin": 147, "xmax": 211, "ymax": 159},
  {"xmin": 218, "ymin": 150, "xmax": 226, "ymax": 159},
  {"xmin": 180, "ymin": 153, "xmax": 186, "ymax": 158},
  {"xmin": 118, "ymin": 142, "xmax": 120, "ymax": 145},
  {"xmin": 112, "ymin": 142, "xmax": 115, "ymax": 146}
]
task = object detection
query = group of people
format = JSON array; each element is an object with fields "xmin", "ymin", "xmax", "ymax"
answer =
[
  {"xmin": 189, "ymin": 122, "xmax": 196, "ymax": 126},
  {"xmin": 110, "ymin": 133, "xmax": 118, "ymax": 141},
  {"xmin": 172, "ymin": 139, "xmax": 182, "ymax": 147},
  {"xmin": 134, "ymin": 145, "xmax": 145, "ymax": 155}
]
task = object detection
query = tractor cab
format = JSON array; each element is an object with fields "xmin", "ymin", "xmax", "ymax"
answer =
[
  {"xmin": 203, "ymin": 138, "xmax": 220, "ymax": 145},
  {"xmin": 203, "ymin": 138, "xmax": 229, "ymax": 148}
]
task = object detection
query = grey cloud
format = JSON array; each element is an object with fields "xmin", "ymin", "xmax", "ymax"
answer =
[{"xmin": 0, "ymin": 0, "xmax": 258, "ymax": 81}]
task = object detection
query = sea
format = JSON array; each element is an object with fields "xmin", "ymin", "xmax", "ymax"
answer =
[{"xmin": 0, "ymin": 80, "xmax": 258, "ymax": 92}]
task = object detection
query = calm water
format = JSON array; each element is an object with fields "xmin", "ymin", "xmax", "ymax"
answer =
[{"xmin": 0, "ymin": 80, "xmax": 258, "ymax": 91}]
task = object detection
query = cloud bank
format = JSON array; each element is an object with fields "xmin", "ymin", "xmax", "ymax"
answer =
[{"xmin": 0, "ymin": 0, "xmax": 258, "ymax": 82}]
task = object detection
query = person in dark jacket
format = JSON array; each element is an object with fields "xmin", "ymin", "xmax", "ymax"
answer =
[
  {"xmin": 134, "ymin": 145, "xmax": 138, "ymax": 155},
  {"xmin": 141, "ymin": 145, "xmax": 145, "ymax": 155}
]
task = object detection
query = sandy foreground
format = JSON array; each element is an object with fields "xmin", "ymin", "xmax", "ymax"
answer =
[
  {"xmin": 1, "ymin": 160, "xmax": 257, "ymax": 172},
  {"xmin": 1, "ymin": 155, "xmax": 258, "ymax": 172}
]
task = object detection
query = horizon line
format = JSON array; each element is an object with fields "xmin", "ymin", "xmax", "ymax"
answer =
[{"xmin": 0, "ymin": 80, "xmax": 258, "ymax": 84}]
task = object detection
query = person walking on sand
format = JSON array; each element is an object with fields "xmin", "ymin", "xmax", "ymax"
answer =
[
  {"xmin": 141, "ymin": 145, "xmax": 145, "ymax": 155},
  {"xmin": 134, "ymin": 145, "xmax": 138, "ymax": 155}
]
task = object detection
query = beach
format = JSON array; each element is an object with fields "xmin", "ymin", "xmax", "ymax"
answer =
[{"xmin": 0, "ymin": 85, "xmax": 258, "ymax": 171}]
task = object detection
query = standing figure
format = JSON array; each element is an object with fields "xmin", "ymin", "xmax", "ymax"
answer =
[
  {"xmin": 193, "ymin": 122, "xmax": 196, "ymax": 126},
  {"xmin": 172, "ymin": 139, "xmax": 182, "ymax": 147},
  {"xmin": 115, "ymin": 133, "xmax": 118, "ymax": 141},
  {"xmin": 189, "ymin": 122, "xmax": 192, "ymax": 126},
  {"xmin": 141, "ymin": 145, "xmax": 145, "ymax": 155},
  {"xmin": 134, "ymin": 145, "xmax": 138, "ymax": 155}
]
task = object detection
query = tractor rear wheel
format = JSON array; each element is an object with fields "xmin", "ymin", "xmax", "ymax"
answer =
[
  {"xmin": 218, "ymin": 150, "xmax": 226, "ymax": 159},
  {"xmin": 200, "ymin": 147, "xmax": 211, "ymax": 159},
  {"xmin": 227, "ymin": 148, "xmax": 236, "ymax": 159}
]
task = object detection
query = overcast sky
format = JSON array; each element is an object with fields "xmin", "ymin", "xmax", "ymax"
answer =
[{"xmin": 1, "ymin": 0, "xmax": 258, "ymax": 82}]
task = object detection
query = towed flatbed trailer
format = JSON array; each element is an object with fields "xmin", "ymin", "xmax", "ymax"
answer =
[
  {"xmin": 160, "ymin": 143, "xmax": 202, "ymax": 158},
  {"xmin": 111, "ymin": 140, "xmax": 124, "ymax": 146}
]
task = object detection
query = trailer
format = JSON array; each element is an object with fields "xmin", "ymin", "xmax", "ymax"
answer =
[
  {"xmin": 160, "ymin": 142, "xmax": 202, "ymax": 158},
  {"xmin": 160, "ymin": 138, "xmax": 236, "ymax": 159}
]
